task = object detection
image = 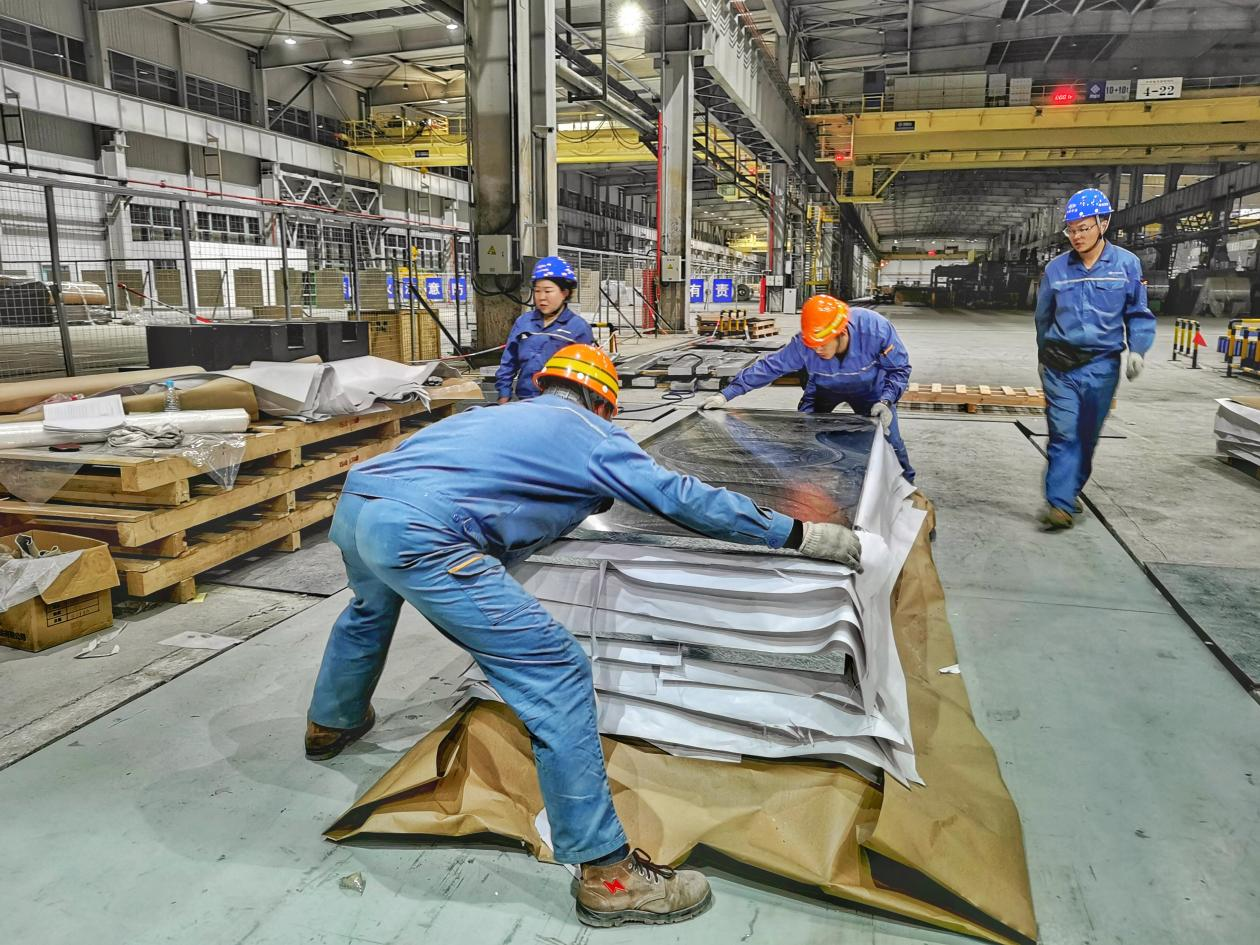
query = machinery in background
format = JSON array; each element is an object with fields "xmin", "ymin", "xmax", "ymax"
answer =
[
  {"xmin": 1163, "ymin": 245, "xmax": 1254, "ymax": 319},
  {"xmin": 928, "ymin": 260, "xmax": 1038, "ymax": 309}
]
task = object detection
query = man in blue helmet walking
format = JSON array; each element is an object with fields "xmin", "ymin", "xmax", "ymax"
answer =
[
  {"xmin": 495, "ymin": 255, "xmax": 596, "ymax": 403},
  {"xmin": 1034, "ymin": 187, "xmax": 1156, "ymax": 529}
]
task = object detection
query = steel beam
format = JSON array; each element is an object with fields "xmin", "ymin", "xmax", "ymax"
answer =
[
  {"xmin": 1111, "ymin": 162, "xmax": 1260, "ymax": 233},
  {"xmin": 658, "ymin": 27, "xmax": 695, "ymax": 333},
  {"xmin": 467, "ymin": 0, "xmax": 558, "ymax": 349}
]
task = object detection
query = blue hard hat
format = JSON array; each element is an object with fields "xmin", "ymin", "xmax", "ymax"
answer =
[
  {"xmin": 532, "ymin": 255, "xmax": 577, "ymax": 285},
  {"xmin": 1064, "ymin": 188, "xmax": 1113, "ymax": 223}
]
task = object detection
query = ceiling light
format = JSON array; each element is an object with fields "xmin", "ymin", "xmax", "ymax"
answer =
[
  {"xmin": 439, "ymin": 98, "xmax": 449, "ymax": 104},
  {"xmin": 446, "ymin": 21, "xmax": 458, "ymax": 30},
  {"xmin": 194, "ymin": 0, "xmax": 208, "ymax": 5},
  {"xmin": 284, "ymin": 36, "xmax": 297, "ymax": 45},
  {"xmin": 617, "ymin": 2, "xmax": 644, "ymax": 33},
  {"xmin": 341, "ymin": 59, "xmax": 354, "ymax": 65}
]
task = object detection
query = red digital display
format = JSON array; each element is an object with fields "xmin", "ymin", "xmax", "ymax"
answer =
[{"xmin": 1050, "ymin": 86, "xmax": 1078, "ymax": 105}]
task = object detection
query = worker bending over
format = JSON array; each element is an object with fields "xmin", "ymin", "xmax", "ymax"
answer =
[
  {"xmin": 495, "ymin": 255, "xmax": 594, "ymax": 402},
  {"xmin": 305, "ymin": 344, "xmax": 863, "ymax": 928},
  {"xmin": 702, "ymin": 295, "xmax": 915, "ymax": 482},
  {"xmin": 1034, "ymin": 188, "xmax": 1155, "ymax": 529}
]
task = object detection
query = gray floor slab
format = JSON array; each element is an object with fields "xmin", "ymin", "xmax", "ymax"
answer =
[
  {"xmin": 1146, "ymin": 561, "xmax": 1260, "ymax": 691},
  {"xmin": 0, "ymin": 584, "xmax": 316, "ymax": 769},
  {"xmin": 203, "ymin": 523, "xmax": 350, "ymax": 596},
  {"xmin": 909, "ymin": 419, "xmax": 1260, "ymax": 945}
]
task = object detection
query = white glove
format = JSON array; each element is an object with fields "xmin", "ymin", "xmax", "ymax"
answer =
[
  {"xmin": 1126, "ymin": 351, "xmax": 1144, "ymax": 381},
  {"xmin": 700, "ymin": 393, "xmax": 728, "ymax": 410},
  {"xmin": 798, "ymin": 522, "xmax": 863, "ymax": 571},
  {"xmin": 870, "ymin": 401, "xmax": 893, "ymax": 432}
]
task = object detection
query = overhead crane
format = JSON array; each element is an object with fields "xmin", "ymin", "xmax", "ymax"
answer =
[{"xmin": 811, "ymin": 96, "xmax": 1260, "ymax": 185}]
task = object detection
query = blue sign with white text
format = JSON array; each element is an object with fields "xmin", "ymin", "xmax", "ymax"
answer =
[
  {"xmin": 342, "ymin": 274, "xmax": 351, "ymax": 302},
  {"xmin": 713, "ymin": 279, "xmax": 734, "ymax": 303},
  {"xmin": 425, "ymin": 276, "xmax": 445, "ymax": 302},
  {"xmin": 689, "ymin": 278, "xmax": 705, "ymax": 303},
  {"xmin": 1085, "ymin": 80, "xmax": 1105, "ymax": 102},
  {"xmin": 449, "ymin": 276, "xmax": 467, "ymax": 301}
]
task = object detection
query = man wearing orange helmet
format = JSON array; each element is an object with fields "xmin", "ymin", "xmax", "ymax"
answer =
[
  {"xmin": 702, "ymin": 295, "xmax": 915, "ymax": 481},
  {"xmin": 305, "ymin": 343, "xmax": 863, "ymax": 928}
]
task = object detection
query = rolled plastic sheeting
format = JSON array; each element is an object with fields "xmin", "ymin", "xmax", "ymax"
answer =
[
  {"xmin": 0, "ymin": 409, "xmax": 251, "ymax": 450},
  {"xmin": 0, "ymin": 366, "xmax": 205, "ymax": 414}
]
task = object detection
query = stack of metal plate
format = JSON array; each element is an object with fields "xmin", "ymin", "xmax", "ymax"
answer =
[
  {"xmin": 1215, "ymin": 396, "xmax": 1260, "ymax": 469},
  {"xmin": 458, "ymin": 409, "xmax": 926, "ymax": 785}
]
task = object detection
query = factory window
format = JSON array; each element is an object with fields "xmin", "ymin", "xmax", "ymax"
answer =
[
  {"xmin": 185, "ymin": 75, "xmax": 252, "ymax": 124},
  {"xmin": 129, "ymin": 203, "xmax": 180, "ymax": 242},
  {"xmin": 0, "ymin": 17, "xmax": 86, "ymax": 81},
  {"xmin": 192, "ymin": 208, "xmax": 262, "ymax": 245},
  {"xmin": 267, "ymin": 100, "xmax": 312, "ymax": 140},
  {"xmin": 314, "ymin": 114, "xmax": 347, "ymax": 148},
  {"xmin": 109, "ymin": 52, "xmax": 180, "ymax": 106}
]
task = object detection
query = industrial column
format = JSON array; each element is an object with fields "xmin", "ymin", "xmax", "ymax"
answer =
[
  {"xmin": 656, "ymin": 19, "xmax": 694, "ymax": 333},
  {"xmin": 466, "ymin": 0, "xmax": 558, "ymax": 349},
  {"xmin": 767, "ymin": 163, "xmax": 788, "ymax": 313}
]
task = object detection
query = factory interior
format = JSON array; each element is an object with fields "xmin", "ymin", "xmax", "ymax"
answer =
[{"xmin": 1, "ymin": 2, "xmax": 1258, "ymax": 944}]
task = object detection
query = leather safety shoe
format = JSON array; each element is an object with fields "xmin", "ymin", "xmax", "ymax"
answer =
[
  {"xmin": 1039, "ymin": 505, "xmax": 1074, "ymax": 530},
  {"xmin": 305, "ymin": 706, "xmax": 375, "ymax": 761},
  {"xmin": 576, "ymin": 848, "xmax": 712, "ymax": 928}
]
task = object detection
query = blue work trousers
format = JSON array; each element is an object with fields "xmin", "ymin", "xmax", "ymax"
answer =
[
  {"xmin": 807, "ymin": 391, "xmax": 916, "ymax": 483},
  {"xmin": 1042, "ymin": 356, "xmax": 1121, "ymax": 513},
  {"xmin": 307, "ymin": 493, "xmax": 628, "ymax": 864}
]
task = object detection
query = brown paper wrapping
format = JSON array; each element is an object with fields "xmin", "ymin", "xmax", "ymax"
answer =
[
  {"xmin": 0, "ymin": 367, "xmax": 206, "ymax": 415},
  {"xmin": 326, "ymin": 500, "xmax": 1037, "ymax": 945},
  {"xmin": 0, "ymin": 376, "xmax": 261, "ymax": 424}
]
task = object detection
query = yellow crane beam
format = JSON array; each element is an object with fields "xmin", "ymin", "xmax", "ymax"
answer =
[
  {"xmin": 812, "ymin": 96, "xmax": 1260, "ymax": 171},
  {"xmin": 346, "ymin": 128, "xmax": 655, "ymax": 166}
]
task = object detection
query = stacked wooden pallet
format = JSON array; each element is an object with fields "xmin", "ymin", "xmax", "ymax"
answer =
[
  {"xmin": 696, "ymin": 311, "xmax": 778, "ymax": 339},
  {"xmin": 0, "ymin": 397, "xmax": 463, "ymax": 602},
  {"xmin": 900, "ymin": 383, "xmax": 1046, "ymax": 412}
]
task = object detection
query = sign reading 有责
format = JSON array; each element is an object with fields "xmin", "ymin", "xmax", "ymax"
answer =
[{"xmin": 1135, "ymin": 77, "xmax": 1182, "ymax": 101}]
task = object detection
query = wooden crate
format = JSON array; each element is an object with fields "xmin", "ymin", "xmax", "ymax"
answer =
[{"xmin": 0, "ymin": 397, "xmax": 469, "ymax": 600}]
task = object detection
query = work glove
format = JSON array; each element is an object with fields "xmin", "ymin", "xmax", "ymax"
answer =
[
  {"xmin": 870, "ymin": 401, "xmax": 893, "ymax": 432},
  {"xmin": 1126, "ymin": 351, "xmax": 1144, "ymax": 382},
  {"xmin": 798, "ymin": 522, "xmax": 863, "ymax": 572},
  {"xmin": 700, "ymin": 393, "xmax": 728, "ymax": 410}
]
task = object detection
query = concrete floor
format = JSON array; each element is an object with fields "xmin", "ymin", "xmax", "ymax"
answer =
[{"xmin": 1, "ymin": 306, "xmax": 1258, "ymax": 945}]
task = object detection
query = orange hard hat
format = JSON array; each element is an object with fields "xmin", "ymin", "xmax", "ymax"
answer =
[
  {"xmin": 534, "ymin": 343, "xmax": 620, "ymax": 414},
  {"xmin": 800, "ymin": 295, "xmax": 850, "ymax": 349}
]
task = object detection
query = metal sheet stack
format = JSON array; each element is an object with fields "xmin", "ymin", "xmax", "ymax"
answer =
[
  {"xmin": 459, "ymin": 412, "xmax": 926, "ymax": 786},
  {"xmin": 1214, "ymin": 396, "xmax": 1260, "ymax": 469}
]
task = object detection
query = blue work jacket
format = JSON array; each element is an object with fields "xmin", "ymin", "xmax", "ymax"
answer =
[
  {"xmin": 495, "ymin": 307, "xmax": 594, "ymax": 400},
  {"xmin": 343, "ymin": 394, "xmax": 794, "ymax": 565},
  {"xmin": 720, "ymin": 307, "xmax": 911, "ymax": 408},
  {"xmin": 1034, "ymin": 242, "xmax": 1156, "ymax": 357}
]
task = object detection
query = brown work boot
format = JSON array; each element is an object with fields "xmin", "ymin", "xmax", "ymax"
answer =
[
  {"xmin": 305, "ymin": 706, "xmax": 375, "ymax": 761},
  {"xmin": 576, "ymin": 848, "xmax": 713, "ymax": 928},
  {"xmin": 1039, "ymin": 505, "xmax": 1074, "ymax": 530}
]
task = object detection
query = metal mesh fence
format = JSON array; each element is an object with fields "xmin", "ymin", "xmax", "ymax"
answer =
[{"xmin": 0, "ymin": 171, "xmax": 764, "ymax": 382}]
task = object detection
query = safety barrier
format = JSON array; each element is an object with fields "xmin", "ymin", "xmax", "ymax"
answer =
[
  {"xmin": 1222, "ymin": 318, "xmax": 1260, "ymax": 379},
  {"xmin": 1171, "ymin": 318, "xmax": 1202, "ymax": 369}
]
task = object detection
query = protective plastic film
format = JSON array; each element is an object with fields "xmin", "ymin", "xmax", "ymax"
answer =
[{"xmin": 585, "ymin": 409, "xmax": 875, "ymax": 535}]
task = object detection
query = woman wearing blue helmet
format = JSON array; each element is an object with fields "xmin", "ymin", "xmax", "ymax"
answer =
[
  {"xmin": 494, "ymin": 255, "xmax": 596, "ymax": 403},
  {"xmin": 1034, "ymin": 187, "xmax": 1155, "ymax": 530}
]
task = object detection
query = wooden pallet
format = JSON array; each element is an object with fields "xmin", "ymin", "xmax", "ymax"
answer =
[
  {"xmin": 0, "ymin": 393, "xmax": 472, "ymax": 599},
  {"xmin": 901, "ymin": 383, "xmax": 1046, "ymax": 412},
  {"xmin": 696, "ymin": 316, "xmax": 778, "ymax": 340}
]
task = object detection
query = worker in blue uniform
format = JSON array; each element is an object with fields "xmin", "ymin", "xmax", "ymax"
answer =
[
  {"xmin": 304, "ymin": 344, "xmax": 863, "ymax": 927},
  {"xmin": 1034, "ymin": 188, "xmax": 1155, "ymax": 529},
  {"xmin": 495, "ymin": 255, "xmax": 595, "ymax": 402},
  {"xmin": 701, "ymin": 295, "xmax": 915, "ymax": 482}
]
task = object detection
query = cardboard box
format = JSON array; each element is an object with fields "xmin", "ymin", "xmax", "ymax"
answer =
[{"xmin": 0, "ymin": 531, "xmax": 120, "ymax": 651}]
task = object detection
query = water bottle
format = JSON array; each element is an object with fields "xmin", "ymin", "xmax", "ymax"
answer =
[{"xmin": 163, "ymin": 379, "xmax": 181, "ymax": 413}]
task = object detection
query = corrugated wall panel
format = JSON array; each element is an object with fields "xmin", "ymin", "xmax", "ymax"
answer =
[
  {"xmin": 100, "ymin": 11, "xmax": 179, "ymax": 70},
  {"xmin": 1, "ymin": 2, "xmax": 83, "ymax": 38}
]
